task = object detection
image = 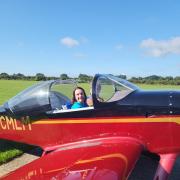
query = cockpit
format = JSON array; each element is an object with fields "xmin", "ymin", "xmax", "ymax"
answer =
[{"xmin": 6, "ymin": 74, "xmax": 139, "ymax": 116}]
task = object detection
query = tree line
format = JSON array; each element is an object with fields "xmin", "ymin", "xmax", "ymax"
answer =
[
  {"xmin": 0, "ymin": 73, "xmax": 93, "ymax": 82},
  {"xmin": 129, "ymin": 75, "xmax": 180, "ymax": 85},
  {"xmin": 0, "ymin": 72, "xmax": 179, "ymax": 85}
]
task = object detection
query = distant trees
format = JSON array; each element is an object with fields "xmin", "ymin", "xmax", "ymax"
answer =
[
  {"xmin": 11, "ymin": 73, "xmax": 25, "ymax": 80},
  {"xmin": 0, "ymin": 73, "xmax": 9, "ymax": 79},
  {"xmin": 129, "ymin": 75, "xmax": 180, "ymax": 85},
  {"xmin": 60, "ymin": 74, "xmax": 69, "ymax": 80},
  {"xmin": 0, "ymin": 72, "xmax": 179, "ymax": 85},
  {"xmin": 0, "ymin": 72, "xmax": 47, "ymax": 81},
  {"xmin": 78, "ymin": 74, "xmax": 93, "ymax": 83},
  {"xmin": 35, "ymin": 73, "xmax": 46, "ymax": 81},
  {"xmin": 174, "ymin": 76, "xmax": 180, "ymax": 84},
  {"xmin": 116, "ymin": 74, "xmax": 127, "ymax": 79}
]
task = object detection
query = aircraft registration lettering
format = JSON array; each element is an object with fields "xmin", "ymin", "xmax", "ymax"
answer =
[
  {"xmin": 0, "ymin": 115, "xmax": 32, "ymax": 131},
  {"xmin": 0, "ymin": 116, "xmax": 6, "ymax": 129}
]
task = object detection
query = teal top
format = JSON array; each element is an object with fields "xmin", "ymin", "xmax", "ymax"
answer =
[{"xmin": 71, "ymin": 102, "xmax": 88, "ymax": 109}]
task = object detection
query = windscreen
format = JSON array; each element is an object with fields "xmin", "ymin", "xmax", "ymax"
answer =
[
  {"xmin": 7, "ymin": 81, "xmax": 53, "ymax": 115},
  {"xmin": 95, "ymin": 75, "xmax": 139, "ymax": 102},
  {"xmin": 7, "ymin": 79, "xmax": 77, "ymax": 115}
]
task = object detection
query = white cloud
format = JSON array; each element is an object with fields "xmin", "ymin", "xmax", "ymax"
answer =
[
  {"xmin": 60, "ymin": 37, "xmax": 79, "ymax": 48},
  {"xmin": 140, "ymin": 37, "xmax": 180, "ymax": 57}
]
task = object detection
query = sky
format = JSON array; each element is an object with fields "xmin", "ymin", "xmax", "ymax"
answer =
[{"xmin": 0, "ymin": 0, "xmax": 180, "ymax": 78}]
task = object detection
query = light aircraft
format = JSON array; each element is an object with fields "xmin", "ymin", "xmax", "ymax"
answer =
[{"xmin": 0, "ymin": 74, "xmax": 180, "ymax": 179}]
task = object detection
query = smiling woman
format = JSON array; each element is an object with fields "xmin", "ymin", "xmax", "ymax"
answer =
[{"xmin": 71, "ymin": 87, "xmax": 88, "ymax": 109}]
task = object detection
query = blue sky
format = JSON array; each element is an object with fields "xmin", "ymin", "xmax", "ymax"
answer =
[{"xmin": 0, "ymin": 0, "xmax": 180, "ymax": 78}]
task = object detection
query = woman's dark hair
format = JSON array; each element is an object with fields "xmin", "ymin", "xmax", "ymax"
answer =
[{"xmin": 72, "ymin": 87, "xmax": 87, "ymax": 103}]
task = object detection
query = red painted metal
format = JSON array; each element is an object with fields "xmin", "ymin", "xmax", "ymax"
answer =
[
  {"xmin": 1, "ymin": 116, "xmax": 180, "ymax": 179},
  {"xmin": 1, "ymin": 137, "xmax": 143, "ymax": 180},
  {"xmin": 1, "ymin": 116, "xmax": 180, "ymax": 153}
]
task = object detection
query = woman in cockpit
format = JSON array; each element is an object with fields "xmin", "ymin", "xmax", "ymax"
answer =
[{"xmin": 71, "ymin": 87, "xmax": 88, "ymax": 109}]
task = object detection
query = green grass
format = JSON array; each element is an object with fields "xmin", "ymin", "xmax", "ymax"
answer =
[
  {"xmin": 137, "ymin": 83, "xmax": 180, "ymax": 90},
  {"xmin": 0, "ymin": 80, "xmax": 179, "ymax": 165},
  {"xmin": 0, "ymin": 139, "xmax": 35, "ymax": 165},
  {"xmin": 0, "ymin": 80, "xmax": 37, "ymax": 105}
]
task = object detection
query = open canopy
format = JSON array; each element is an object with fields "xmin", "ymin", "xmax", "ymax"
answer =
[
  {"xmin": 92, "ymin": 74, "xmax": 138, "ymax": 103},
  {"xmin": 5, "ymin": 74, "xmax": 139, "ymax": 116},
  {"xmin": 7, "ymin": 79, "xmax": 76, "ymax": 116}
]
